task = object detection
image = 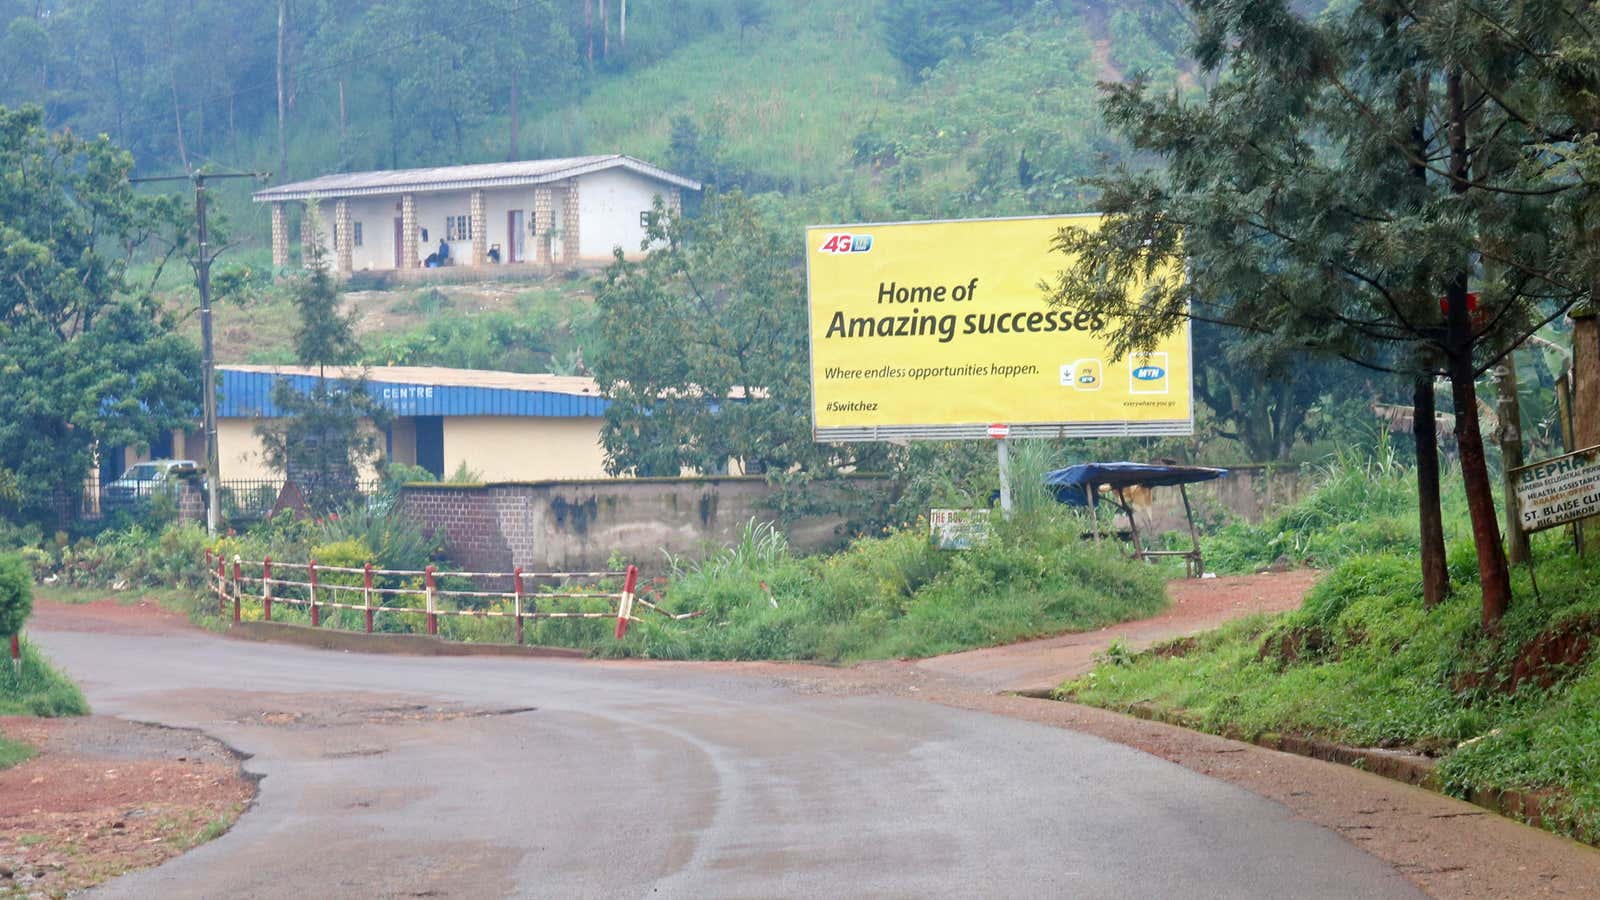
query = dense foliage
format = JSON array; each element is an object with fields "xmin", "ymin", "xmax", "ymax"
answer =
[
  {"xmin": 0, "ymin": 551, "xmax": 30, "ymax": 637},
  {"xmin": 0, "ymin": 106, "xmax": 200, "ymax": 525}
]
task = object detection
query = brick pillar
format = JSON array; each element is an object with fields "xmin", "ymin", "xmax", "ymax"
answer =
[
  {"xmin": 562, "ymin": 180, "xmax": 581, "ymax": 263},
  {"xmin": 533, "ymin": 187, "xmax": 553, "ymax": 265},
  {"xmin": 299, "ymin": 205, "xmax": 316, "ymax": 270},
  {"xmin": 470, "ymin": 189, "xmax": 486, "ymax": 267},
  {"xmin": 335, "ymin": 199, "xmax": 353, "ymax": 275},
  {"xmin": 401, "ymin": 193, "xmax": 418, "ymax": 269},
  {"xmin": 271, "ymin": 202, "xmax": 289, "ymax": 269}
]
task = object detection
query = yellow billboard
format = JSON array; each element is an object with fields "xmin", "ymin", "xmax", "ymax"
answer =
[{"xmin": 805, "ymin": 214, "xmax": 1192, "ymax": 441}]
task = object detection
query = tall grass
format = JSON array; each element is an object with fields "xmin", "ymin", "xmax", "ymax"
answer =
[
  {"xmin": 0, "ymin": 637, "xmax": 89, "ymax": 717},
  {"xmin": 587, "ymin": 511, "xmax": 1168, "ymax": 662},
  {"xmin": 1204, "ymin": 440, "xmax": 1473, "ymax": 573}
]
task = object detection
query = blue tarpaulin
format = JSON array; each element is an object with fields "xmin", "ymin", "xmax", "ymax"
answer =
[{"xmin": 1044, "ymin": 462, "xmax": 1228, "ymax": 507}]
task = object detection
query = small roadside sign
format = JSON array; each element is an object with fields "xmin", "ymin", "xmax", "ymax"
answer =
[
  {"xmin": 1511, "ymin": 445, "xmax": 1600, "ymax": 532},
  {"xmin": 930, "ymin": 508, "xmax": 993, "ymax": 550},
  {"xmin": 987, "ymin": 423, "xmax": 1010, "ymax": 440}
]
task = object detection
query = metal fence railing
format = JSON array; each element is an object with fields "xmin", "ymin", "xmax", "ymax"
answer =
[
  {"xmin": 80, "ymin": 479, "xmax": 385, "ymax": 524},
  {"xmin": 203, "ymin": 550, "xmax": 699, "ymax": 644}
]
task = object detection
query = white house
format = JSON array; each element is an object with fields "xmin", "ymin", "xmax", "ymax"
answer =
[{"xmin": 252, "ymin": 155, "xmax": 701, "ymax": 276}]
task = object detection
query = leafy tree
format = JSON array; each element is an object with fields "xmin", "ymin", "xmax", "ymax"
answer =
[
  {"xmin": 256, "ymin": 207, "xmax": 386, "ymax": 514},
  {"xmin": 878, "ymin": 0, "xmax": 1030, "ymax": 76},
  {"xmin": 1049, "ymin": 0, "xmax": 1600, "ymax": 626},
  {"xmin": 0, "ymin": 105, "xmax": 198, "ymax": 526},
  {"xmin": 591, "ymin": 191, "xmax": 885, "ymax": 503},
  {"xmin": 0, "ymin": 552, "xmax": 30, "ymax": 640},
  {"xmin": 1190, "ymin": 319, "xmax": 1382, "ymax": 462}
]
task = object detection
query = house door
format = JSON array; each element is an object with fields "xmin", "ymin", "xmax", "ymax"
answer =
[
  {"xmin": 507, "ymin": 210, "xmax": 524, "ymax": 263},
  {"xmin": 393, "ymin": 218, "xmax": 404, "ymax": 268},
  {"xmin": 415, "ymin": 416, "xmax": 445, "ymax": 479}
]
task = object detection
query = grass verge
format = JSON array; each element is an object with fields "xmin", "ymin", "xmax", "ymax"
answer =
[
  {"xmin": 0, "ymin": 733, "xmax": 35, "ymax": 770},
  {"xmin": 1, "ymin": 636, "xmax": 90, "ymax": 717},
  {"xmin": 1060, "ymin": 542, "xmax": 1600, "ymax": 845}
]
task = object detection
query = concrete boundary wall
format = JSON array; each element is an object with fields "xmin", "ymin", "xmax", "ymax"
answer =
[
  {"xmin": 399, "ymin": 476, "xmax": 876, "ymax": 574},
  {"xmin": 398, "ymin": 467, "xmax": 1305, "ymax": 574}
]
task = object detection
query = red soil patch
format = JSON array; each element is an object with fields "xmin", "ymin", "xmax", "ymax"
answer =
[
  {"xmin": 29, "ymin": 597, "xmax": 198, "ymax": 637},
  {"xmin": 0, "ymin": 716, "xmax": 253, "ymax": 896}
]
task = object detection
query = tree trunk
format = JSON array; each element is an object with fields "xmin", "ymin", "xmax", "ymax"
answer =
[
  {"xmin": 1496, "ymin": 355, "xmax": 1530, "ymax": 565},
  {"xmin": 1447, "ymin": 66, "xmax": 1512, "ymax": 628},
  {"xmin": 169, "ymin": 73, "xmax": 190, "ymax": 170},
  {"xmin": 620, "ymin": 0, "xmax": 627, "ymax": 48},
  {"xmin": 508, "ymin": 76, "xmax": 520, "ymax": 161},
  {"xmin": 585, "ymin": 0, "xmax": 593, "ymax": 65},
  {"xmin": 277, "ymin": 0, "xmax": 287, "ymax": 182},
  {"xmin": 602, "ymin": 0, "xmax": 610, "ymax": 58},
  {"xmin": 1414, "ymin": 376, "xmax": 1450, "ymax": 607},
  {"xmin": 1449, "ymin": 346, "xmax": 1512, "ymax": 627}
]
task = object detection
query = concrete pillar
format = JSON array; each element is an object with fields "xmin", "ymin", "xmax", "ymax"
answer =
[
  {"xmin": 470, "ymin": 189, "xmax": 486, "ymax": 267},
  {"xmin": 335, "ymin": 199, "xmax": 353, "ymax": 275},
  {"xmin": 401, "ymin": 193, "xmax": 418, "ymax": 269},
  {"xmin": 667, "ymin": 188, "xmax": 682, "ymax": 216},
  {"xmin": 562, "ymin": 180, "xmax": 581, "ymax": 264},
  {"xmin": 271, "ymin": 202, "xmax": 289, "ymax": 269},
  {"xmin": 533, "ymin": 187, "xmax": 553, "ymax": 265}
]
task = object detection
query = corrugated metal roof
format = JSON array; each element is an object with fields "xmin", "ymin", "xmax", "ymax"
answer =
[
  {"xmin": 219, "ymin": 366, "xmax": 609, "ymax": 419},
  {"xmin": 252, "ymin": 154, "xmax": 701, "ymax": 202}
]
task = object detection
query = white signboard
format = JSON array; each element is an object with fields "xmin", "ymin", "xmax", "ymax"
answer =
[
  {"xmin": 930, "ymin": 508, "xmax": 993, "ymax": 550},
  {"xmin": 1512, "ymin": 446, "xmax": 1600, "ymax": 532}
]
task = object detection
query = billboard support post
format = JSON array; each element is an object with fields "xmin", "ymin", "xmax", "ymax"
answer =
[{"xmin": 997, "ymin": 439, "xmax": 1013, "ymax": 518}]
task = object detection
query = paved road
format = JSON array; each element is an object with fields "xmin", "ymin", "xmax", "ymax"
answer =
[{"xmin": 34, "ymin": 626, "xmax": 1420, "ymax": 899}]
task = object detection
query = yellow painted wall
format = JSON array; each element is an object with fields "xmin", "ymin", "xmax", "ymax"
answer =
[
  {"xmin": 216, "ymin": 419, "xmax": 276, "ymax": 481},
  {"xmin": 442, "ymin": 416, "xmax": 609, "ymax": 481},
  {"xmin": 214, "ymin": 419, "xmax": 383, "ymax": 482}
]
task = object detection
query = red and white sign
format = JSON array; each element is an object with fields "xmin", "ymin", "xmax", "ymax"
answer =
[{"xmin": 987, "ymin": 423, "xmax": 1010, "ymax": 440}]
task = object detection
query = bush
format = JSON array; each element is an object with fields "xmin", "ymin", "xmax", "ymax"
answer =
[{"xmin": 0, "ymin": 552, "xmax": 31, "ymax": 637}]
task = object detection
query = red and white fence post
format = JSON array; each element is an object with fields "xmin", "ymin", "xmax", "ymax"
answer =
[
  {"xmin": 231, "ymin": 557, "xmax": 243, "ymax": 624},
  {"xmin": 361, "ymin": 560, "xmax": 372, "ymax": 630},
  {"xmin": 425, "ymin": 565, "xmax": 438, "ymax": 635},
  {"xmin": 216, "ymin": 556, "xmax": 227, "ymax": 614},
  {"xmin": 513, "ymin": 567, "xmax": 525, "ymax": 645},
  {"xmin": 262, "ymin": 557, "xmax": 273, "ymax": 622},
  {"xmin": 308, "ymin": 560, "xmax": 320, "ymax": 627},
  {"xmin": 614, "ymin": 565, "xmax": 639, "ymax": 640},
  {"xmin": 9, "ymin": 633, "xmax": 18, "ymax": 675}
]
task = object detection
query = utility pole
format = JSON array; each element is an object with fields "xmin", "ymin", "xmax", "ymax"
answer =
[{"xmin": 132, "ymin": 171, "xmax": 269, "ymax": 537}]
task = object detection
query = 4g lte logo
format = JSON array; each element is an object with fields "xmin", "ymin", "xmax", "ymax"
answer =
[{"xmin": 817, "ymin": 233, "xmax": 874, "ymax": 254}]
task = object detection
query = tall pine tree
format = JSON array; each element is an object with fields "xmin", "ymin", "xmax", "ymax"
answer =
[{"xmin": 1050, "ymin": 0, "xmax": 1600, "ymax": 627}]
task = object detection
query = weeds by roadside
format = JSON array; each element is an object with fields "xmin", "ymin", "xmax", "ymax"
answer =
[
  {"xmin": 0, "ymin": 637, "xmax": 89, "ymax": 717},
  {"xmin": 1061, "ymin": 539, "xmax": 1600, "ymax": 845}
]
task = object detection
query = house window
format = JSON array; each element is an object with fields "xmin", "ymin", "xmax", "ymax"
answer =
[
  {"xmin": 352, "ymin": 221, "xmax": 363, "ymax": 247},
  {"xmin": 446, "ymin": 215, "xmax": 473, "ymax": 241},
  {"xmin": 639, "ymin": 211, "xmax": 651, "ymax": 228}
]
